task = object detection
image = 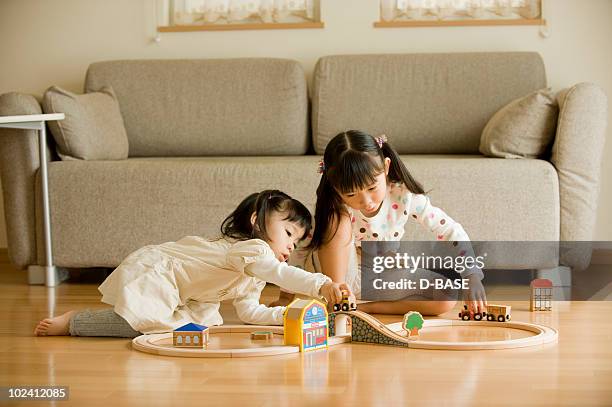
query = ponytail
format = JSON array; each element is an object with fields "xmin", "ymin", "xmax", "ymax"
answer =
[
  {"xmin": 221, "ymin": 192, "xmax": 259, "ymax": 240},
  {"xmin": 309, "ymin": 173, "xmax": 347, "ymax": 250},
  {"xmin": 381, "ymin": 142, "xmax": 424, "ymax": 194}
]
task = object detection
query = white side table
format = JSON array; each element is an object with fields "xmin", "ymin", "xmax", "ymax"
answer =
[{"xmin": 0, "ymin": 113, "xmax": 65, "ymax": 286}]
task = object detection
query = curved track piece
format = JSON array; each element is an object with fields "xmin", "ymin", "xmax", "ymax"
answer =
[
  {"xmin": 133, "ymin": 325, "xmax": 351, "ymax": 358},
  {"xmin": 330, "ymin": 311, "xmax": 558, "ymax": 350},
  {"xmin": 132, "ymin": 325, "xmax": 296, "ymax": 358}
]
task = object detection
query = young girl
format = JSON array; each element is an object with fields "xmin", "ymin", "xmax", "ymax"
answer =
[
  {"xmin": 35, "ymin": 190, "xmax": 349, "ymax": 337},
  {"xmin": 307, "ymin": 130, "xmax": 487, "ymax": 316}
]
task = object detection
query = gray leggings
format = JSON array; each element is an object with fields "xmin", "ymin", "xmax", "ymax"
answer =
[{"xmin": 69, "ymin": 308, "xmax": 141, "ymax": 338}]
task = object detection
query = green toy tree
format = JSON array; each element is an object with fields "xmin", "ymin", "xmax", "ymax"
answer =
[{"xmin": 403, "ymin": 311, "xmax": 424, "ymax": 337}]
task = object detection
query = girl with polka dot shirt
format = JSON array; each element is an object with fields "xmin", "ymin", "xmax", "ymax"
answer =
[{"xmin": 309, "ymin": 130, "xmax": 486, "ymax": 316}]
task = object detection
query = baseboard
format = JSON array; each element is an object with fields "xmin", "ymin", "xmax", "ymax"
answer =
[{"xmin": 591, "ymin": 249, "xmax": 612, "ymax": 265}]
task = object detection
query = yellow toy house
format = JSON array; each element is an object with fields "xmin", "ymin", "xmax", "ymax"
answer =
[{"xmin": 284, "ymin": 299, "xmax": 328, "ymax": 352}]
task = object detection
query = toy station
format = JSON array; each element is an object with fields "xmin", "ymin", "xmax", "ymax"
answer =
[{"xmin": 284, "ymin": 299, "xmax": 329, "ymax": 352}]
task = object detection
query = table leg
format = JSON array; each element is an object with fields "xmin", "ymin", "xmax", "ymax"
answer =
[{"xmin": 38, "ymin": 123, "xmax": 58, "ymax": 287}]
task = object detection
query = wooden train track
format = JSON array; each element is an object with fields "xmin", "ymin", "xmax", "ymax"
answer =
[
  {"xmin": 331, "ymin": 310, "xmax": 558, "ymax": 350},
  {"xmin": 133, "ymin": 312, "xmax": 558, "ymax": 357},
  {"xmin": 132, "ymin": 325, "xmax": 351, "ymax": 358}
]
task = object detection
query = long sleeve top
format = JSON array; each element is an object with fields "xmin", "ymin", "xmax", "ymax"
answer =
[{"xmin": 98, "ymin": 237, "xmax": 331, "ymax": 333}]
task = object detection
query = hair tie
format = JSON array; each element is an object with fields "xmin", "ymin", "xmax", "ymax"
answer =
[
  {"xmin": 317, "ymin": 158, "xmax": 326, "ymax": 174},
  {"xmin": 375, "ymin": 134, "xmax": 388, "ymax": 148}
]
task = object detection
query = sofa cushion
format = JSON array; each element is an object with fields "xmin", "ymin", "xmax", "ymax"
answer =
[
  {"xmin": 44, "ymin": 156, "xmax": 558, "ymax": 268},
  {"xmin": 312, "ymin": 52, "xmax": 547, "ymax": 154},
  {"xmin": 84, "ymin": 59, "xmax": 309, "ymax": 157},
  {"xmin": 42, "ymin": 86, "xmax": 129, "ymax": 160},
  {"xmin": 479, "ymin": 88, "xmax": 558, "ymax": 158}
]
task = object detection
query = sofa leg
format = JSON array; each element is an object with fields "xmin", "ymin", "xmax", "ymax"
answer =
[
  {"xmin": 27, "ymin": 265, "xmax": 69, "ymax": 286},
  {"xmin": 535, "ymin": 266, "xmax": 572, "ymax": 301}
]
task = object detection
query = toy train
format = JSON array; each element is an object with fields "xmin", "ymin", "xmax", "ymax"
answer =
[
  {"xmin": 459, "ymin": 304, "xmax": 512, "ymax": 322},
  {"xmin": 333, "ymin": 289, "xmax": 357, "ymax": 312}
]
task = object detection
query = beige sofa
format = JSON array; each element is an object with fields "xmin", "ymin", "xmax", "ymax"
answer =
[{"xmin": 0, "ymin": 52, "xmax": 607, "ymax": 283}]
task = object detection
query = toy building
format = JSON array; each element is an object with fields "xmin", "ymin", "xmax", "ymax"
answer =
[
  {"xmin": 530, "ymin": 278, "xmax": 553, "ymax": 311},
  {"xmin": 284, "ymin": 298, "xmax": 328, "ymax": 352},
  {"xmin": 173, "ymin": 322, "xmax": 209, "ymax": 348}
]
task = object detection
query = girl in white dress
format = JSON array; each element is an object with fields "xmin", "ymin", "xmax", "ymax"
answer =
[
  {"xmin": 35, "ymin": 190, "xmax": 348, "ymax": 337},
  {"xmin": 285, "ymin": 130, "xmax": 487, "ymax": 316}
]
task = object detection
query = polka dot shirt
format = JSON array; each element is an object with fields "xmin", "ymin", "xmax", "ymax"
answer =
[{"xmin": 348, "ymin": 182, "xmax": 481, "ymax": 277}]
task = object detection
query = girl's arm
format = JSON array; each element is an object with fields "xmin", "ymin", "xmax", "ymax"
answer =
[
  {"xmin": 243, "ymin": 253, "xmax": 331, "ymax": 298},
  {"xmin": 408, "ymin": 194, "xmax": 483, "ymax": 278},
  {"xmin": 277, "ymin": 236, "xmax": 314, "ymax": 296},
  {"xmin": 233, "ymin": 280, "xmax": 286, "ymax": 325},
  {"xmin": 408, "ymin": 193, "xmax": 486, "ymax": 313},
  {"xmin": 317, "ymin": 213, "xmax": 354, "ymax": 283}
]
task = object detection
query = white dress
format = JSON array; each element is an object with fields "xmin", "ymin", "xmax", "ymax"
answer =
[{"xmin": 98, "ymin": 237, "xmax": 330, "ymax": 334}]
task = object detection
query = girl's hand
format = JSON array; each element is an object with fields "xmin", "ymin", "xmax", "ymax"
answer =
[
  {"xmin": 319, "ymin": 281, "xmax": 352, "ymax": 306},
  {"xmin": 464, "ymin": 274, "xmax": 487, "ymax": 315}
]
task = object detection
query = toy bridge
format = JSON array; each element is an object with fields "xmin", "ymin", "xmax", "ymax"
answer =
[{"xmin": 329, "ymin": 310, "xmax": 412, "ymax": 347}]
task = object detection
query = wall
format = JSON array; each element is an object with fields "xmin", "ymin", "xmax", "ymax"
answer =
[{"xmin": 0, "ymin": 0, "xmax": 611, "ymax": 248}]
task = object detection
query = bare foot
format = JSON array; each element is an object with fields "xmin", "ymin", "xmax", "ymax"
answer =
[{"xmin": 34, "ymin": 311, "xmax": 77, "ymax": 336}]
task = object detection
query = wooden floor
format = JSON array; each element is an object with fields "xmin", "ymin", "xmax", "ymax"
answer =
[{"xmin": 1, "ymin": 261, "xmax": 611, "ymax": 406}]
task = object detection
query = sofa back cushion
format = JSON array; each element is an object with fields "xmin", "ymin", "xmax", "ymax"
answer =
[
  {"xmin": 312, "ymin": 52, "xmax": 547, "ymax": 154},
  {"xmin": 479, "ymin": 88, "xmax": 559, "ymax": 159},
  {"xmin": 42, "ymin": 85, "xmax": 129, "ymax": 160},
  {"xmin": 85, "ymin": 59, "xmax": 309, "ymax": 157}
]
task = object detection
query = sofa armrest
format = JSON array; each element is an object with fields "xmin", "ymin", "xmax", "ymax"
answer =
[
  {"xmin": 550, "ymin": 83, "xmax": 608, "ymax": 270},
  {"xmin": 0, "ymin": 92, "xmax": 44, "ymax": 269}
]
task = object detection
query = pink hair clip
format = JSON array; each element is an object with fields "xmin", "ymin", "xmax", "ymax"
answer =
[
  {"xmin": 317, "ymin": 158, "xmax": 326, "ymax": 174},
  {"xmin": 375, "ymin": 134, "xmax": 388, "ymax": 148}
]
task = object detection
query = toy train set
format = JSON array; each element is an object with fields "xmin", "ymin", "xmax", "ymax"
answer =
[
  {"xmin": 458, "ymin": 304, "xmax": 512, "ymax": 322},
  {"xmin": 133, "ymin": 279, "xmax": 556, "ymax": 356}
]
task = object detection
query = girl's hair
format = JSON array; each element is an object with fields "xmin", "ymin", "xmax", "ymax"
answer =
[
  {"xmin": 221, "ymin": 190, "xmax": 312, "ymax": 242},
  {"xmin": 310, "ymin": 130, "xmax": 424, "ymax": 249}
]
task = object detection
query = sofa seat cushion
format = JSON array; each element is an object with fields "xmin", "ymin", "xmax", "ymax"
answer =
[{"xmin": 44, "ymin": 156, "xmax": 558, "ymax": 268}]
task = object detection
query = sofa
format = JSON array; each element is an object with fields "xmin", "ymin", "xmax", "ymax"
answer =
[{"xmin": 0, "ymin": 52, "xmax": 607, "ymax": 283}]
